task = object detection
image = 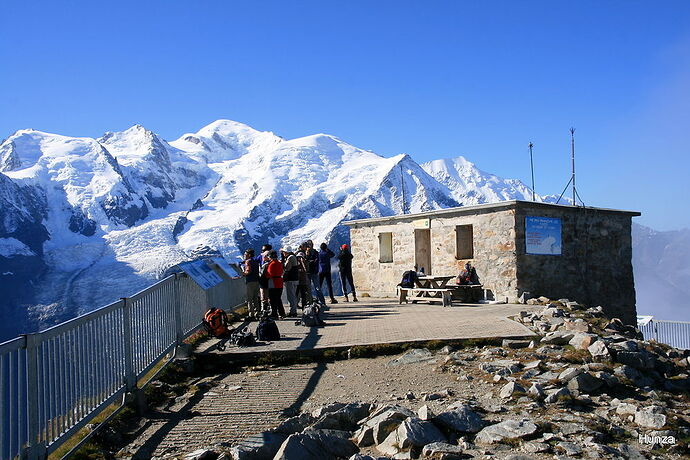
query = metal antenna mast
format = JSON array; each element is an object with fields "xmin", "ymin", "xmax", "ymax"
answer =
[
  {"xmin": 570, "ymin": 127, "xmax": 576, "ymax": 206},
  {"xmin": 400, "ymin": 163, "xmax": 407, "ymax": 214},
  {"xmin": 528, "ymin": 142, "xmax": 535, "ymax": 201}
]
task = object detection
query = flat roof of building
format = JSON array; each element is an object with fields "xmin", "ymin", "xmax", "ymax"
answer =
[{"xmin": 342, "ymin": 200, "xmax": 641, "ymax": 226}]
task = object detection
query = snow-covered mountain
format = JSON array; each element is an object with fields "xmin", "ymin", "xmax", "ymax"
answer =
[
  {"xmin": 0, "ymin": 119, "xmax": 675, "ymax": 341},
  {"xmin": 632, "ymin": 223, "xmax": 690, "ymax": 322},
  {"xmin": 421, "ymin": 157, "xmax": 540, "ymax": 204}
]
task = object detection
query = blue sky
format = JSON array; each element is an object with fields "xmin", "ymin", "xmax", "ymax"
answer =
[{"xmin": 1, "ymin": 1, "xmax": 689, "ymax": 230}]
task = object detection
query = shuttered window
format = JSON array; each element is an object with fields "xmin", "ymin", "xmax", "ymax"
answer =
[
  {"xmin": 379, "ymin": 232, "xmax": 393, "ymax": 263},
  {"xmin": 455, "ymin": 225, "xmax": 474, "ymax": 259}
]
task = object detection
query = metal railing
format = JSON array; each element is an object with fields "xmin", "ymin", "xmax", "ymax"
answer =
[
  {"xmin": 0, "ymin": 271, "xmax": 245, "ymax": 460},
  {"xmin": 638, "ymin": 317, "xmax": 690, "ymax": 350}
]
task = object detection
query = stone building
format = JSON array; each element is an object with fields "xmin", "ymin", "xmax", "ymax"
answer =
[{"xmin": 343, "ymin": 201, "xmax": 640, "ymax": 323}]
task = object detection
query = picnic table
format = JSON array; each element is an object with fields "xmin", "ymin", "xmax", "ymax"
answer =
[{"xmin": 397, "ymin": 275, "xmax": 483, "ymax": 307}]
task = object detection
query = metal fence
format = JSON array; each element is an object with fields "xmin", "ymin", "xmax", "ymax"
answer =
[
  {"xmin": 0, "ymin": 271, "xmax": 245, "ymax": 460},
  {"xmin": 638, "ymin": 318, "xmax": 690, "ymax": 350}
]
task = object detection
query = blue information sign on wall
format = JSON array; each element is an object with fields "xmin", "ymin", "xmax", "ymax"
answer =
[{"xmin": 525, "ymin": 216, "xmax": 562, "ymax": 255}]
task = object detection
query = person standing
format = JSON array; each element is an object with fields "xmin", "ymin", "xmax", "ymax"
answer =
[
  {"xmin": 318, "ymin": 243, "xmax": 338, "ymax": 304},
  {"xmin": 305, "ymin": 240, "xmax": 326, "ymax": 305},
  {"xmin": 257, "ymin": 244, "xmax": 273, "ymax": 314},
  {"xmin": 242, "ymin": 249, "xmax": 261, "ymax": 320},
  {"xmin": 281, "ymin": 246, "xmax": 299, "ymax": 317},
  {"xmin": 295, "ymin": 245, "xmax": 313, "ymax": 308},
  {"xmin": 338, "ymin": 244, "xmax": 358, "ymax": 302},
  {"xmin": 265, "ymin": 250, "xmax": 286, "ymax": 319}
]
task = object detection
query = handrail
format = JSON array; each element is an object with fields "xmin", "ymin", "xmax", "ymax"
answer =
[
  {"xmin": 638, "ymin": 318, "xmax": 690, "ymax": 350},
  {"xmin": 0, "ymin": 269, "xmax": 246, "ymax": 460}
]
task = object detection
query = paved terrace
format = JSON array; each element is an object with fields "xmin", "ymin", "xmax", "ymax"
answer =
[
  {"xmin": 196, "ymin": 298, "xmax": 539, "ymax": 358},
  {"xmin": 122, "ymin": 299, "xmax": 539, "ymax": 458}
]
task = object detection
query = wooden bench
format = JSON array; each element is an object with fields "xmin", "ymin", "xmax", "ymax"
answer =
[
  {"xmin": 397, "ymin": 286, "xmax": 455, "ymax": 307},
  {"xmin": 397, "ymin": 284, "xmax": 484, "ymax": 307},
  {"xmin": 449, "ymin": 284, "xmax": 484, "ymax": 303}
]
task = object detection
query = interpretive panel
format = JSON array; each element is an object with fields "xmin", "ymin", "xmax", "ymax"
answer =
[{"xmin": 178, "ymin": 259, "xmax": 224, "ymax": 289}]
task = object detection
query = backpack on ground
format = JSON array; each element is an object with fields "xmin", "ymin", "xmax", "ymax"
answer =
[
  {"xmin": 230, "ymin": 327, "xmax": 256, "ymax": 347},
  {"xmin": 256, "ymin": 317, "xmax": 281, "ymax": 341},
  {"xmin": 399, "ymin": 270, "xmax": 418, "ymax": 288},
  {"xmin": 203, "ymin": 308, "xmax": 230, "ymax": 338},
  {"xmin": 301, "ymin": 303, "xmax": 324, "ymax": 327}
]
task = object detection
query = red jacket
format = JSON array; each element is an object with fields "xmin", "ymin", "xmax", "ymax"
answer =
[{"xmin": 266, "ymin": 259, "xmax": 284, "ymax": 289}]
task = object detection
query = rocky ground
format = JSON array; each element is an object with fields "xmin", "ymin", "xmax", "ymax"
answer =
[{"xmin": 106, "ymin": 298, "xmax": 690, "ymax": 460}]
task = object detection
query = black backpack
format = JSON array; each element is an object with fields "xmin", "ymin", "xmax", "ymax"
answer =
[
  {"xmin": 231, "ymin": 327, "xmax": 256, "ymax": 347},
  {"xmin": 399, "ymin": 270, "xmax": 418, "ymax": 288},
  {"xmin": 301, "ymin": 303, "xmax": 324, "ymax": 327},
  {"xmin": 256, "ymin": 317, "xmax": 281, "ymax": 341}
]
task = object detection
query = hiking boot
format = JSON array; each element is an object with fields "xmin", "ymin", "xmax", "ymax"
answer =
[
  {"xmin": 330, "ymin": 298, "xmax": 338, "ymax": 304},
  {"xmin": 352, "ymin": 295, "xmax": 358, "ymax": 302}
]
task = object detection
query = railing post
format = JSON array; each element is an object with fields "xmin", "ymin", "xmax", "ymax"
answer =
[
  {"xmin": 174, "ymin": 273, "xmax": 184, "ymax": 345},
  {"xmin": 23, "ymin": 333, "xmax": 46, "ymax": 459},
  {"xmin": 121, "ymin": 298, "xmax": 136, "ymax": 392},
  {"xmin": 121, "ymin": 297, "xmax": 147, "ymax": 415}
]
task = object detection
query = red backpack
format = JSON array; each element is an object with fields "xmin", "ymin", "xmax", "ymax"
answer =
[{"xmin": 203, "ymin": 308, "xmax": 229, "ymax": 338}]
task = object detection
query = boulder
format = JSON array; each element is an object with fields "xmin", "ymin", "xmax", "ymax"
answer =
[
  {"xmin": 566, "ymin": 372, "xmax": 604, "ymax": 394},
  {"xmin": 558, "ymin": 367, "xmax": 584, "ymax": 382},
  {"xmin": 499, "ymin": 381, "xmax": 526, "ymax": 399},
  {"xmin": 544, "ymin": 387, "xmax": 571, "ymax": 404},
  {"xmin": 564, "ymin": 320, "xmax": 590, "ymax": 333},
  {"xmin": 378, "ymin": 417, "xmax": 446, "ymax": 455},
  {"xmin": 502, "ymin": 339, "xmax": 531, "ymax": 349},
  {"xmin": 387, "ymin": 349, "xmax": 436, "ymax": 366},
  {"xmin": 353, "ymin": 425, "xmax": 374, "ymax": 447},
  {"xmin": 540, "ymin": 330, "xmax": 575, "ymax": 345},
  {"xmin": 434, "ymin": 404, "xmax": 485, "ymax": 433},
  {"xmin": 421, "ymin": 442, "xmax": 464, "ymax": 457},
  {"xmin": 587, "ymin": 341, "xmax": 610, "ymax": 359},
  {"xmin": 184, "ymin": 449, "xmax": 218, "ymax": 460},
  {"xmin": 417, "ymin": 404, "xmax": 434, "ymax": 421},
  {"xmin": 634, "ymin": 406, "xmax": 667, "ymax": 429},
  {"xmin": 362, "ymin": 407, "xmax": 415, "ymax": 445},
  {"xmin": 311, "ymin": 403, "xmax": 347, "ymax": 418},
  {"xmin": 616, "ymin": 351, "xmax": 655, "ymax": 370},
  {"xmin": 527, "ymin": 383, "xmax": 545, "ymax": 399},
  {"xmin": 615, "ymin": 402, "xmax": 637, "ymax": 416},
  {"xmin": 568, "ymin": 333, "xmax": 597, "ymax": 350},
  {"xmin": 273, "ymin": 413, "xmax": 316, "ymax": 435},
  {"xmin": 230, "ymin": 432, "xmax": 288, "ymax": 460},
  {"xmin": 474, "ymin": 419, "xmax": 538, "ymax": 444},
  {"xmin": 480, "ymin": 360, "xmax": 523, "ymax": 376},
  {"xmin": 556, "ymin": 441, "xmax": 582, "ymax": 456},
  {"xmin": 310, "ymin": 403, "xmax": 372, "ymax": 431},
  {"xmin": 274, "ymin": 429, "xmax": 358, "ymax": 460}
]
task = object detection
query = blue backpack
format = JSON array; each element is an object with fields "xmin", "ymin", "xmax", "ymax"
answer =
[{"xmin": 399, "ymin": 270, "xmax": 418, "ymax": 288}]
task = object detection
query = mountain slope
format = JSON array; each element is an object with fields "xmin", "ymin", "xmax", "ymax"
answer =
[
  {"xmin": 421, "ymin": 156, "xmax": 539, "ymax": 205},
  {"xmin": 632, "ymin": 223, "xmax": 690, "ymax": 321}
]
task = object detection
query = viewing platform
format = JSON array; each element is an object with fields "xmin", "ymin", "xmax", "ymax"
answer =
[{"xmin": 196, "ymin": 298, "xmax": 539, "ymax": 361}]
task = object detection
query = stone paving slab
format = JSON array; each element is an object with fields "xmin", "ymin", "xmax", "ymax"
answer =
[{"xmin": 197, "ymin": 298, "xmax": 538, "ymax": 356}]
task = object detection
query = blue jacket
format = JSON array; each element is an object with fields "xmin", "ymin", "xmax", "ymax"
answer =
[{"xmin": 318, "ymin": 248, "xmax": 335, "ymax": 273}]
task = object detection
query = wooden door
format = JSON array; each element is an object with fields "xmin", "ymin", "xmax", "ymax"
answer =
[{"xmin": 414, "ymin": 229, "xmax": 431, "ymax": 275}]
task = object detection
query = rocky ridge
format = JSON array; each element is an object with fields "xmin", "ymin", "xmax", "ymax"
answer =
[{"xmin": 173, "ymin": 298, "xmax": 690, "ymax": 460}]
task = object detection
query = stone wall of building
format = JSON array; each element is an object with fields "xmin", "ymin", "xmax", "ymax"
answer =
[
  {"xmin": 514, "ymin": 203, "xmax": 638, "ymax": 324},
  {"xmin": 348, "ymin": 206, "xmax": 518, "ymax": 300},
  {"xmin": 347, "ymin": 202, "xmax": 638, "ymax": 325}
]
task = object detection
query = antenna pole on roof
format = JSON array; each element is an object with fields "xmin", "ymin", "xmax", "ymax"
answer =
[
  {"xmin": 400, "ymin": 163, "xmax": 407, "ymax": 214},
  {"xmin": 570, "ymin": 127, "xmax": 576, "ymax": 206},
  {"xmin": 528, "ymin": 142, "xmax": 535, "ymax": 201}
]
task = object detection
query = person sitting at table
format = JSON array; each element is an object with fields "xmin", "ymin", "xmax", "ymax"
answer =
[{"xmin": 456, "ymin": 262, "xmax": 480, "ymax": 285}]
